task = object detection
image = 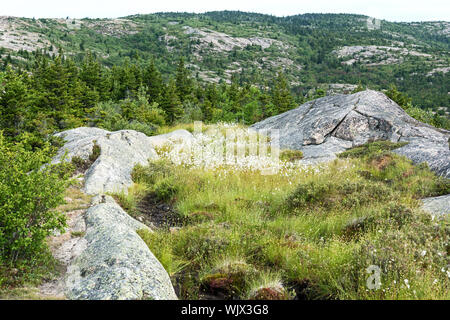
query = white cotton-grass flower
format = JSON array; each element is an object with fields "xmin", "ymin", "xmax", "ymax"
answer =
[
  {"xmin": 404, "ymin": 279, "xmax": 410, "ymax": 289},
  {"xmin": 158, "ymin": 123, "xmax": 316, "ymax": 175}
]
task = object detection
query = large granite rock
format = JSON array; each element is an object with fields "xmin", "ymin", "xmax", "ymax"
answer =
[
  {"xmin": 53, "ymin": 127, "xmax": 194, "ymax": 194},
  {"xmin": 251, "ymin": 90, "xmax": 450, "ymax": 178},
  {"xmin": 65, "ymin": 196, "xmax": 177, "ymax": 300},
  {"xmin": 421, "ymin": 195, "xmax": 450, "ymax": 217}
]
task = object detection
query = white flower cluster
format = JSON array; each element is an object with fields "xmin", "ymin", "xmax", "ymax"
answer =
[{"xmin": 156, "ymin": 123, "xmax": 320, "ymax": 176}]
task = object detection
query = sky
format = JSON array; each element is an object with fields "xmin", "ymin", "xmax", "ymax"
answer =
[{"xmin": 1, "ymin": 0, "xmax": 449, "ymax": 22}]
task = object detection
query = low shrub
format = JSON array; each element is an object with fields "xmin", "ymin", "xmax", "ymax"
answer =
[
  {"xmin": 131, "ymin": 159, "xmax": 175, "ymax": 185},
  {"xmin": 0, "ymin": 134, "xmax": 68, "ymax": 267},
  {"xmin": 154, "ymin": 177, "xmax": 180, "ymax": 202},
  {"xmin": 286, "ymin": 179, "xmax": 394, "ymax": 211},
  {"xmin": 338, "ymin": 140, "xmax": 408, "ymax": 159},
  {"xmin": 71, "ymin": 142, "xmax": 101, "ymax": 173},
  {"xmin": 280, "ymin": 149, "xmax": 304, "ymax": 162}
]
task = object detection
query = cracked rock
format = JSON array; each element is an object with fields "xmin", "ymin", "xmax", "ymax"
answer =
[
  {"xmin": 53, "ymin": 127, "xmax": 194, "ymax": 194},
  {"xmin": 251, "ymin": 90, "xmax": 450, "ymax": 178}
]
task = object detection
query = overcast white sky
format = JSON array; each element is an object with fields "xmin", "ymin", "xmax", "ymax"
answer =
[{"xmin": 1, "ymin": 0, "xmax": 449, "ymax": 22}]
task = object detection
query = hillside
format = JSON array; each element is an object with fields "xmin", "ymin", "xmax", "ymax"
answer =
[
  {"xmin": 0, "ymin": 11, "xmax": 449, "ymax": 113},
  {"xmin": 0, "ymin": 11, "xmax": 449, "ymax": 301},
  {"xmin": 2, "ymin": 91, "xmax": 448, "ymax": 300}
]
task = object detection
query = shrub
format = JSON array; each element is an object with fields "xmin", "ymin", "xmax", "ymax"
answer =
[
  {"xmin": 71, "ymin": 141, "xmax": 101, "ymax": 173},
  {"xmin": 131, "ymin": 159, "xmax": 175, "ymax": 185},
  {"xmin": 0, "ymin": 134, "xmax": 68, "ymax": 264},
  {"xmin": 286, "ymin": 179, "xmax": 394, "ymax": 211},
  {"xmin": 338, "ymin": 141, "xmax": 408, "ymax": 159},
  {"xmin": 154, "ymin": 177, "xmax": 180, "ymax": 202},
  {"xmin": 280, "ymin": 149, "xmax": 303, "ymax": 162}
]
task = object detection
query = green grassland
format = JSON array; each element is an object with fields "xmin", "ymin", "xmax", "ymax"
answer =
[{"xmin": 114, "ymin": 138, "xmax": 449, "ymax": 300}]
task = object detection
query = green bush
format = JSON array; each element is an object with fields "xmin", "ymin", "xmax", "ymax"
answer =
[
  {"xmin": 338, "ymin": 141, "xmax": 408, "ymax": 159},
  {"xmin": 71, "ymin": 142, "xmax": 101, "ymax": 173},
  {"xmin": 280, "ymin": 149, "xmax": 303, "ymax": 162},
  {"xmin": 131, "ymin": 159, "xmax": 175, "ymax": 185},
  {"xmin": 286, "ymin": 179, "xmax": 394, "ymax": 211},
  {"xmin": 154, "ymin": 177, "xmax": 180, "ymax": 202},
  {"xmin": 0, "ymin": 134, "xmax": 68, "ymax": 265}
]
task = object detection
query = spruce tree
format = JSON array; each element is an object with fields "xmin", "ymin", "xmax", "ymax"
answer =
[
  {"xmin": 160, "ymin": 79, "xmax": 184, "ymax": 124},
  {"xmin": 0, "ymin": 67, "xmax": 28, "ymax": 137},
  {"xmin": 272, "ymin": 71, "xmax": 295, "ymax": 114},
  {"xmin": 175, "ymin": 57, "xmax": 193, "ymax": 102},
  {"xmin": 143, "ymin": 59, "xmax": 163, "ymax": 103}
]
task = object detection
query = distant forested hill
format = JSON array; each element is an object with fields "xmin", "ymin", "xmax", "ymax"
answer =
[{"xmin": 0, "ymin": 11, "xmax": 448, "ymax": 113}]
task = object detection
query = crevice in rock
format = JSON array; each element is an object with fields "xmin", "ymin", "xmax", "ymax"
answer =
[{"xmin": 323, "ymin": 99, "xmax": 361, "ymax": 142}]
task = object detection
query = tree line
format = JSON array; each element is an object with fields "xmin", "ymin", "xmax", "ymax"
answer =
[{"xmin": 0, "ymin": 50, "xmax": 297, "ymax": 148}]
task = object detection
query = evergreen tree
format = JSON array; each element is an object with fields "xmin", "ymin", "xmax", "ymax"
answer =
[
  {"xmin": 175, "ymin": 57, "xmax": 193, "ymax": 102},
  {"xmin": 160, "ymin": 79, "xmax": 184, "ymax": 123},
  {"xmin": 143, "ymin": 59, "xmax": 163, "ymax": 103},
  {"xmin": 0, "ymin": 68, "xmax": 28, "ymax": 137},
  {"xmin": 386, "ymin": 85, "xmax": 412, "ymax": 108},
  {"xmin": 271, "ymin": 71, "xmax": 295, "ymax": 114}
]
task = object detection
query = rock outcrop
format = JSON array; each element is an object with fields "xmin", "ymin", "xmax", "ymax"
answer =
[
  {"xmin": 51, "ymin": 128, "xmax": 194, "ymax": 300},
  {"xmin": 421, "ymin": 195, "xmax": 450, "ymax": 217},
  {"xmin": 53, "ymin": 127, "xmax": 194, "ymax": 194},
  {"xmin": 251, "ymin": 90, "xmax": 450, "ymax": 178},
  {"xmin": 65, "ymin": 195, "xmax": 177, "ymax": 300}
]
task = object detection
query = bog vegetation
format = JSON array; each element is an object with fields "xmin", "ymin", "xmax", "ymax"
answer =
[{"xmin": 114, "ymin": 134, "xmax": 449, "ymax": 300}]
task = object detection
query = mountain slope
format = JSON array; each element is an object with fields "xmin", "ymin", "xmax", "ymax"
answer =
[{"xmin": 0, "ymin": 12, "xmax": 449, "ymax": 112}]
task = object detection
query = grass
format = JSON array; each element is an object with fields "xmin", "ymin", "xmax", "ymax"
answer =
[
  {"xmin": 0, "ymin": 248, "xmax": 61, "ymax": 297},
  {"xmin": 125, "ymin": 135, "xmax": 450, "ymax": 300},
  {"xmin": 337, "ymin": 140, "xmax": 409, "ymax": 159}
]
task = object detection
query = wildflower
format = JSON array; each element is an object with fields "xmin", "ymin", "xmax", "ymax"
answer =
[{"xmin": 404, "ymin": 279, "xmax": 410, "ymax": 289}]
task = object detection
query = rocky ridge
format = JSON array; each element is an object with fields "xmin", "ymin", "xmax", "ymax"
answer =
[
  {"xmin": 53, "ymin": 127, "xmax": 194, "ymax": 195},
  {"xmin": 50, "ymin": 128, "xmax": 194, "ymax": 300},
  {"xmin": 65, "ymin": 195, "xmax": 177, "ymax": 300},
  {"xmin": 251, "ymin": 90, "xmax": 450, "ymax": 178}
]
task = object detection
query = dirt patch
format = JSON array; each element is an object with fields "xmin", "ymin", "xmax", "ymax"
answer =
[
  {"xmin": 37, "ymin": 186, "xmax": 91, "ymax": 299},
  {"xmin": 370, "ymin": 154, "xmax": 394, "ymax": 170},
  {"xmin": 136, "ymin": 192, "xmax": 184, "ymax": 229}
]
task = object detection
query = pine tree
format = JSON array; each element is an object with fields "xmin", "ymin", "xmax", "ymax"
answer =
[
  {"xmin": 272, "ymin": 71, "xmax": 295, "ymax": 114},
  {"xmin": 143, "ymin": 59, "xmax": 163, "ymax": 103},
  {"xmin": 0, "ymin": 67, "xmax": 28, "ymax": 137},
  {"xmin": 160, "ymin": 79, "xmax": 183, "ymax": 124},
  {"xmin": 175, "ymin": 57, "xmax": 193, "ymax": 102}
]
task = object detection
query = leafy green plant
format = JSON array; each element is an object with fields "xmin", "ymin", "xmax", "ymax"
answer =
[
  {"xmin": 338, "ymin": 140, "xmax": 408, "ymax": 159},
  {"xmin": 0, "ymin": 134, "xmax": 68, "ymax": 265}
]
